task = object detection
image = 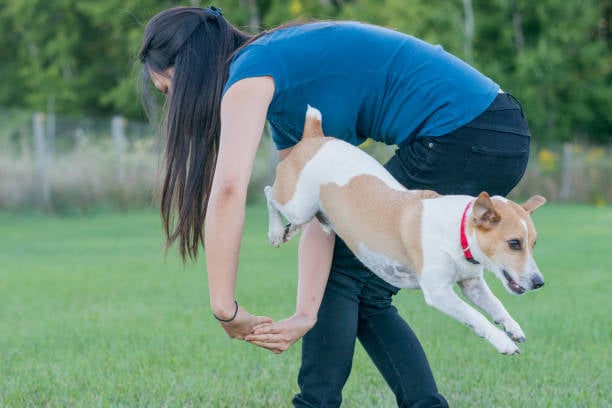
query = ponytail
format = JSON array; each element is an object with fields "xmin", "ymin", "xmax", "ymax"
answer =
[{"xmin": 139, "ymin": 7, "xmax": 250, "ymax": 260}]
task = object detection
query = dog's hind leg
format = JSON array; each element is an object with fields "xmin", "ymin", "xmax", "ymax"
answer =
[
  {"xmin": 265, "ymin": 186, "xmax": 288, "ymax": 248},
  {"xmin": 283, "ymin": 222, "xmax": 301, "ymax": 242},
  {"xmin": 315, "ymin": 212, "xmax": 333, "ymax": 235}
]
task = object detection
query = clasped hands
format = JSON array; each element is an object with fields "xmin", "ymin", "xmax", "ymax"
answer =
[{"xmin": 217, "ymin": 305, "xmax": 316, "ymax": 354}]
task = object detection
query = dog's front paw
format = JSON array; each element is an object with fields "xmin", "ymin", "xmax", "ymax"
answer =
[
  {"xmin": 498, "ymin": 319, "xmax": 526, "ymax": 343},
  {"xmin": 495, "ymin": 318, "xmax": 525, "ymax": 343},
  {"xmin": 489, "ymin": 329, "xmax": 521, "ymax": 355}
]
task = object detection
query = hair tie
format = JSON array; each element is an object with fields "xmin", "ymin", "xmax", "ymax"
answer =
[
  {"xmin": 204, "ymin": 6, "xmax": 223, "ymax": 18},
  {"xmin": 213, "ymin": 300, "xmax": 238, "ymax": 323}
]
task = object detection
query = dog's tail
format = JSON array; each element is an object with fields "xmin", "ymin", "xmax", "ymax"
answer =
[{"xmin": 303, "ymin": 105, "xmax": 324, "ymax": 138}]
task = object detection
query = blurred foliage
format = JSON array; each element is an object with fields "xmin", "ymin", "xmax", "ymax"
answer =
[{"xmin": 0, "ymin": 0, "xmax": 609, "ymax": 143}]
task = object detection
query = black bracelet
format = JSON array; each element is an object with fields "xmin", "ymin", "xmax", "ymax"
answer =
[{"xmin": 213, "ymin": 300, "xmax": 238, "ymax": 323}]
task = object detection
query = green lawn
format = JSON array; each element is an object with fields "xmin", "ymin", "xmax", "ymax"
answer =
[{"xmin": 1, "ymin": 204, "xmax": 610, "ymax": 407}]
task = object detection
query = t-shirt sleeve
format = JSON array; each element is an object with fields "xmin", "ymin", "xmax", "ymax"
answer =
[{"xmin": 223, "ymin": 45, "xmax": 286, "ymax": 96}]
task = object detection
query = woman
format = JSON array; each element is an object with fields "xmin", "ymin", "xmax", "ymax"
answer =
[{"xmin": 139, "ymin": 6, "xmax": 531, "ymax": 407}]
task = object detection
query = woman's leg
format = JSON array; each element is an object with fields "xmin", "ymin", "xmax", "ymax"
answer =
[
  {"xmin": 292, "ymin": 241, "xmax": 368, "ymax": 408},
  {"xmin": 355, "ymin": 252, "xmax": 448, "ymax": 408},
  {"xmin": 294, "ymin": 237, "xmax": 448, "ymax": 408},
  {"xmin": 354, "ymin": 92, "xmax": 531, "ymax": 407},
  {"xmin": 295, "ymin": 93, "xmax": 530, "ymax": 407}
]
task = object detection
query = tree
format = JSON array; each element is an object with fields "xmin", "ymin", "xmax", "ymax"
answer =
[
  {"xmin": 0, "ymin": 0, "xmax": 608, "ymax": 143},
  {"xmin": 475, "ymin": 0, "xmax": 611, "ymax": 143},
  {"xmin": 341, "ymin": 0, "xmax": 466, "ymax": 58}
]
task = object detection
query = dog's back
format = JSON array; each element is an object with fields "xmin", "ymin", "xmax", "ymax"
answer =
[
  {"xmin": 272, "ymin": 106, "xmax": 407, "ymax": 205},
  {"xmin": 276, "ymin": 106, "xmax": 438, "ymax": 287}
]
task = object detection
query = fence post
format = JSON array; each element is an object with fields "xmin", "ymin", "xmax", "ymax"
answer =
[
  {"xmin": 46, "ymin": 97, "xmax": 56, "ymax": 161},
  {"xmin": 560, "ymin": 143, "xmax": 573, "ymax": 201},
  {"xmin": 462, "ymin": 0, "xmax": 475, "ymax": 64},
  {"xmin": 45, "ymin": 112, "xmax": 56, "ymax": 161},
  {"xmin": 33, "ymin": 112, "xmax": 51, "ymax": 209},
  {"xmin": 239, "ymin": 0, "xmax": 260, "ymax": 33},
  {"xmin": 111, "ymin": 115, "xmax": 126, "ymax": 185}
]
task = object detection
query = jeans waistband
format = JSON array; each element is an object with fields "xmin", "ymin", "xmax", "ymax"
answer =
[
  {"xmin": 488, "ymin": 92, "xmax": 525, "ymax": 113},
  {"xmin": 447, "ymin": 91, "xmax": 531, "ymax": 137}
]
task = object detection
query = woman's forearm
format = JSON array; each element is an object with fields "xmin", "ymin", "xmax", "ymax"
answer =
[
  {"xmin": 295, "ymin": 220, "xmax": 336, "ymax": 321},
  {"xmin": 203, "ymin": 77, "xmax": 273, "ymax": 322},
  {"xmin": 204, "ymin": 186, "xmax": 247, "ymax": 319}
]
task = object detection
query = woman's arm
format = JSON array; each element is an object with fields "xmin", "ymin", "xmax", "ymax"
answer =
[
  {"xmin": 296, "ymin": 220, "xmax": 335, "ymax": 324},
  {"xmin": 246, "ymin": 218, "xmax": 335, "ymax": 353},
  {"xmin": 205, "ymin": 76, "xmax": 275, "ymax": 338}
]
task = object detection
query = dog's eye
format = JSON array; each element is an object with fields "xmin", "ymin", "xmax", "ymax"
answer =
[{"xmin": 507, "ymin": 239, "xmax": 522, "ymax": 251}]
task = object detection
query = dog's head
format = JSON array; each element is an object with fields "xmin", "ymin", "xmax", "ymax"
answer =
[{"xmin": 469, "ymin": 192, "xmax": 546, "ymax": 295}]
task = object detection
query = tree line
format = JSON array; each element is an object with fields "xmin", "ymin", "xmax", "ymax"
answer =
[{"xmin": 0, "ymin": 0, "xmax": 609, "ymax": 144}]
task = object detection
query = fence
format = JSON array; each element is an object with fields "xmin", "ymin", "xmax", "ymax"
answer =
[
  {"xmin": 0, "ymin": 108, "xmax": 279, "ymax": 213},
  {"xmin": 511, "ymin": 143, "xmax": 610, "ymax": 206},
  {"xmin": 0, "ymin": 108, "xmax": 609, "ymax": 213},
  {"xmin": 0, "ymin": 109, "xmax": 160, "ymax": 212}
]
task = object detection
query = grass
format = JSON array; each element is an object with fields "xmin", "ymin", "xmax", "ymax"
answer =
[{"xmin": 0, "ymin": 204, "xmax": 610, "ymax": 407}]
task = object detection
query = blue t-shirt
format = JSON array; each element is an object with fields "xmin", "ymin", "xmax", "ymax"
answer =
[{"xmin": 224, "ymin": 22, "xmax": 499, "ymax": 150}]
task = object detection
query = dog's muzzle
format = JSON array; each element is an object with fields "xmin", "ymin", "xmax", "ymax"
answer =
[{"xmin": 503, "ymin": 270, "xmax": 526, "ymax": 294}]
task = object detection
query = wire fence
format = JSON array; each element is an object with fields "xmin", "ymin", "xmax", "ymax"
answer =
[
  {"xmin": 0, "ymin": 108, "xmax": 277, "ymax": 213},
  {"xmin": 1, "ymin": 109, "xmax": 156, "ymax": 212},
  {"xmin": 0, "ymin": 108, "xmax": 609, "ymax": 213}
]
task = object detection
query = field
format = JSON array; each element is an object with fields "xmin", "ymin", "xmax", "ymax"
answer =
[{"xmin": 1, "ymin": 204, "xmax": 610, "ymax": 407}]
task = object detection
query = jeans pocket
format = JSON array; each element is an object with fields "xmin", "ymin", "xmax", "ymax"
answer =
[
  {"xmin": 403, "ymin": 138, "xmax": 436, "ymax": 177},
  {"xmin": 457, "ymin": 145, "xmax": 529, "ymax": 196}
]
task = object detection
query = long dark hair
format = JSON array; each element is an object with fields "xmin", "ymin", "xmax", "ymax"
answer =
[{"xmin": 139, "ymin": 7, "xmax": 251, "ymax": 260}]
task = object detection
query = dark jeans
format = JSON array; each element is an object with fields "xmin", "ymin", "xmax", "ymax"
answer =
[{"xmin": 292, "ymin": 93, "xmax": 531, "ymax": 408}]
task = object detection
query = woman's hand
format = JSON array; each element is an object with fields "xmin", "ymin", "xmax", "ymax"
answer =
[
  {"xmin": 217, "ymin": 304, "xmax": 273, "ymax": 340},
  {"xmin": 244, "ymin": 314, "xmax": 317, "ymax": 354}
]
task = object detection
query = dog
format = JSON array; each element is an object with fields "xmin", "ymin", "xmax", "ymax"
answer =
[{"xmin": 264, "ymin": 106, "xmax": 546, "ymax": 355}]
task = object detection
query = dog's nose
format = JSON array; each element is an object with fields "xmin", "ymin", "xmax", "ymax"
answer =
[{"xmin": 531, "ymin": 275, "xmax": 545, "ymax": 289}]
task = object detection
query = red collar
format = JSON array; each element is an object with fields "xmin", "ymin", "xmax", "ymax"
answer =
[{"xmin": 460, "ymin": 200, "xmax": 480, "ymax": 264}]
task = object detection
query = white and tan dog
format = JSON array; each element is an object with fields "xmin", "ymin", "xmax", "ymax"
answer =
[{"xmin": 265, "ymin": 106, "xmax": 546, "ymax": 355}]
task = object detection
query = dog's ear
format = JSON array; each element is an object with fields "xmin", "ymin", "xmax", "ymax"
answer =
[
  {"xmin": 303, "ymin": 105, "xmax": 324, "ymax": 138},
  {"xmin": 522, "ymin": 195, "xmax": 546, "ymax": 214},
  {"xmin": 472, "ymin": 192, "xmax": 501, "ymax": 229}
]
